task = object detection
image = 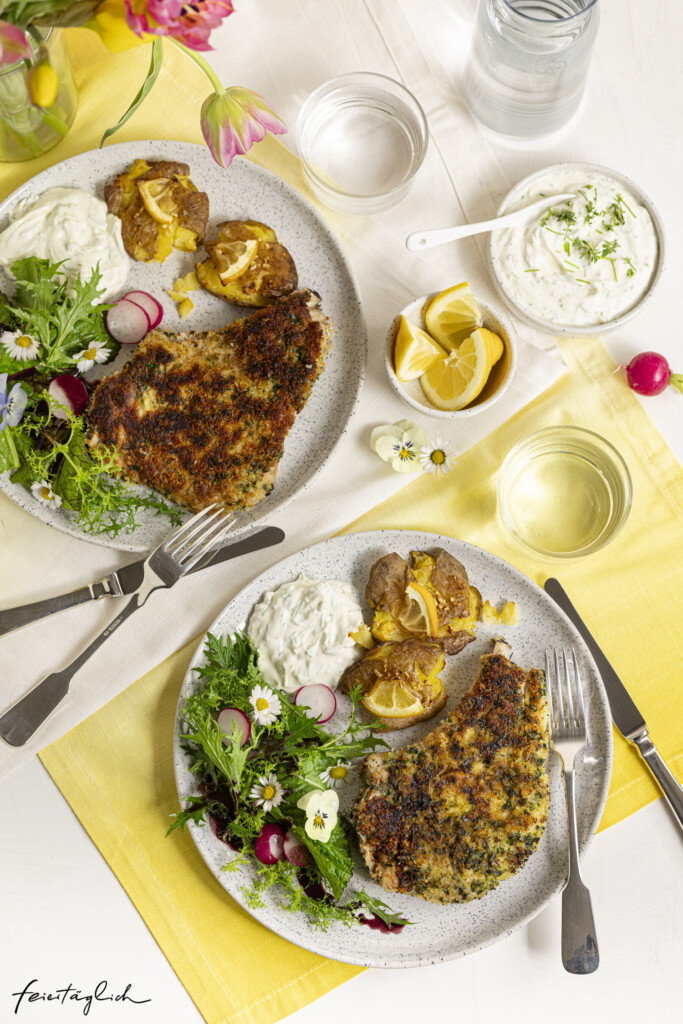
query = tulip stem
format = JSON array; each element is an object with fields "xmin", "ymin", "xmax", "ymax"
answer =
[{"xmin": 170, "ymin": 39, "xmax": 224, "ymax": 96}]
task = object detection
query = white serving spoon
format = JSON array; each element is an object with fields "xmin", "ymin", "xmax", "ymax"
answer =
[{"xmin": 405, "ymin": 193, "xmax": 576, "ymax": 251}]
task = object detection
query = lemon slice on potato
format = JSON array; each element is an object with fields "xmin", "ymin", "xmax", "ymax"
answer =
[
  {"xmin": 400, "ymin": 582, "xmax": 440, "ymax": 637},
  {"xmin": 211, "ymin": 239, "xmax": 260, "ymax": 283},
  {"xmin": 393, "ymin": 315, "xmax": 446, "ymax": 381},
  {"xmin": 420, "ymin": 327, "xmax": 504, "ymax": 411},
  {"xmin": 137, "ymin": 178, "xmax": 176, "ymax": 225},
  {"xmin": 425, "ymin": 282, "xmax": 483, "ymax": 351},
  {"xmin": 362, "ymin": 679, "xmax": 426, "ymax": 720}
]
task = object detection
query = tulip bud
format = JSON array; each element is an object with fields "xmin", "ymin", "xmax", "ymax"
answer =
[{"xmin": 28, "ymin": 62, "xmax": 59, "ymax": 107}]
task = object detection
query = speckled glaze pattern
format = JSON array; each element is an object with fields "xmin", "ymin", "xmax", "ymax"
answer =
[
  {"xmin": 173, "ymin": 531, "xmax": 613, "ymax": 968},
  {"xmin": 0, "ymin": 141, "xmax": 366, "ymax": 551}
]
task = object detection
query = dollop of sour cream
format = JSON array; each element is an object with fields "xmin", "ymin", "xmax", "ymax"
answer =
[
  {"xmin": 491, "ymin": 168, "xmax": 659, "ymax": 327},
  {"xmin": 0, "ymin": 187, "xmax": 129, "ymax": 299},
  {"xmin": 247, "ymin": 575, "xmax": 365, "ymax": 694}
]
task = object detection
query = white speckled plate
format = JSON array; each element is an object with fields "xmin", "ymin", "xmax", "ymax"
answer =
[
  {"xmin": 0, "ymin": 141, "xmax": 366, "ymax": 551},
  {"xmin": 174, "ymin": 531, "xmax": 613, "ymax": 968}
]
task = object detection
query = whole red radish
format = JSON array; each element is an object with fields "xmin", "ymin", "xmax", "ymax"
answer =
[{"xmin": 621, "ymin": 351, "xmax": 683, "ymax": 396}]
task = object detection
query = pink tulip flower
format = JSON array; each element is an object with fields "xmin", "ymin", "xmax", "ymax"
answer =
[
  {"xmin": 201, "ymin": 87, "xmax": 287, "ymax": 168},
  {"xmin": 0, "ymin": 20, "xmax": 32, "ymax": 67},
  {"xmin": 125, "ymin": 0, "xmax": 235, "ymax": 50}
]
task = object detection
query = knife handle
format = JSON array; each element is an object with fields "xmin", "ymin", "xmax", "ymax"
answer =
[
  {"xmin": 0, "ymin": 582, "xmax": 111, "ymax": 638},
  {"xmin": 633, "ymin": 730, "xmax": 683, "ymax": 832}
]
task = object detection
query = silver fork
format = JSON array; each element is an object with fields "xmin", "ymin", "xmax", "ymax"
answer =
[
  {"xmin": 0, "ymin": 505, "xmax": 237, "ymax": 748},
  {"xmin": 546, "ymin": 647, "xmax": 600, "ymax": 975}
]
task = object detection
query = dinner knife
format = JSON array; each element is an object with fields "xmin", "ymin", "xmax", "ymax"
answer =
[
  {"xmin": 0, "ymin": 525, "xmax": 285, "ymax": 639},
  {"xmin": 544, "ymin": 577, "xmax": 683, "ymax": 832}
]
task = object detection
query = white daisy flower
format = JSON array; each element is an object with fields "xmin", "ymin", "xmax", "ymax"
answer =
[
  {"xmin": 74, "ymin": 340, "xmax": 111, "ymax": 373},
  {"xmin": 370, "ymin": 419, "xmax": 430, "ymax": 474},
  {"xmin": 420, "ymin": 438, "xmax": 456, "ymax": 476},
  {"xmin": 30, "ymin": 479, "xmax": 62, "ymax": 507},
  {"xmin": 249, "ymin": 773, "xmax": 284, "ymax": 812},
  {"xmin": 321, "ymin": 760, "xmax": 355, "ymax": 789},
  {"xmin": 249, "ymin": 684, "xmax": 282, "ymax": 726},
  {"xmin": 1, "ymin": 330, "xmax": 40, "ymax": 362},
  {"xmin": 297, "ymin": 789, "xmax": 339, "ymax": 843}
]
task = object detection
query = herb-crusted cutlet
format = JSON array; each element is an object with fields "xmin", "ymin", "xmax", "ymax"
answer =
[
  {"xmin": 352, "ymin": 643, "xmax": 550, "ymax": 904},
  {"xmin": 87, "ymin": 289, "xmax": 332, "ymax": 512}
]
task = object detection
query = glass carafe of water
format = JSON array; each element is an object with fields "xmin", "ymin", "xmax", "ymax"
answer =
[{"xmin": 463, "ymin": 0, "xmax": 599, "ymax": 145}]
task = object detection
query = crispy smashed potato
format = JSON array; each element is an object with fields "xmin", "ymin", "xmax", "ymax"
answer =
[
  {"xmin": 366, "ymin": 549, "xmax": 477, "ymax": 654},
  {"xmin": 342, "ymin": 639, "xmax": 447, "ymax": 730},
  {"xmin": 481, "ymin": 600, "xmax": 519, "ymax": 626},
  {"xmin": 196, "ymin": 219, "xmax": 298, "ymax": 307},
  {"xmin": 105, "ymin": 158, "xmax": 209, "ymax": 263},
  {"xmin": 168, "ymin": 270, "xmax": 200, "ymax": 319}
]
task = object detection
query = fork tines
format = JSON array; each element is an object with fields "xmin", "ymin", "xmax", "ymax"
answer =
[
  {"xmin": 164, "ymin": 505, "xmax": 236, "ymax": 570},
  {"xmin": 546, "ymin": 647, "xmax": 587, "ymax": 734}
]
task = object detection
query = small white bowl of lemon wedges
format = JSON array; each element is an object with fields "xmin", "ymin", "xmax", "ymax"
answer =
[{"xmin": 386, "ymin": 282, "xmax": 516, "ymax": 419}]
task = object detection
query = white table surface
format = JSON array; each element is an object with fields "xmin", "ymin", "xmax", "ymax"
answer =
[{"xmin": 1, "ymin": 1, "xmax": 682, "ymax": 1021}]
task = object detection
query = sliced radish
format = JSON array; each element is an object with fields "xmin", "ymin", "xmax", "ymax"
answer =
[
  {"xmin": 122, "ymin": 290, "xmax": 163, "ymax": 329},
  {"xmin": 254, "ymin": 823, "xmax": 285, "ymax": 865},
  {"xmin": 47, "ymin": 375, "xmax": 89, "ymax": 418},
  {"xmin": 217, "ymin": 707, "xmax": 251, "ymax": 747},
  {"xmin": 283, "ymin": 830, "xmax": 312, "ymax": 867},
  {"xmin": 106, "ymin": 299, "xmax": 151, "ymax": 345},
  {"xmin": 293, "ymin": 684, "xmax": 337, "ymax": 723}
]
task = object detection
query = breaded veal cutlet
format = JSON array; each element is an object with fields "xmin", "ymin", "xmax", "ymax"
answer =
[{"xmin": 87, "ymin": 289, "xmax": 332, "ymax": 512}]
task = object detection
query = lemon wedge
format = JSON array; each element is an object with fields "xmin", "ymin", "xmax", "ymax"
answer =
[
  {"xmin": 420, "ymin": 327, "xmax": 504, "ymax": 411},
  {"xmin": 399, "ymin": 581, "xmax": 440, "ymax": 637},
  {"xmin": 393, "ymin": 315, "xmax": 446, "ymax": 381},
  {"xmin": 137, "ymin": 178, "xmax": 175, "ymax": 225},
  {"xmin": 212, "ymin": 238, "xmax": 259, "ymax": 283},
  {"xmin": 362, "ymin": 679, "xmax": 425, "ymax": 720},
  {"xmin": 425, "ymin": 282, "xmax": 483, "ymax": 352}
]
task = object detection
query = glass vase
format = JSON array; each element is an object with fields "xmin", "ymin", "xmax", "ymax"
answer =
[{"xmin": 0, "ymin": 28, "xmax": 78, "ymax": 163}]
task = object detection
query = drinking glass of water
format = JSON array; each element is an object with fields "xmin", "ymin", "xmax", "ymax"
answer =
[{"xmin": 463, "ymin": 0, "xmax": 600, "ymax": 145}]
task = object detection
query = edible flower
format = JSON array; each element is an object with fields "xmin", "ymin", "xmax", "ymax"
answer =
[
  {"xmin": 249, "ymin": 684, "xmax": 282, "ymax": 726},
  {"xmin": 74, "ymin": 341, "xmax": 111, "ymax": 373},
  {"xmin": 419, "ymin": 438, "xmax": 456, "ymax": 476},
  {"xmin": 30, "ymin": 479, "xmax": 62, "ymax": 507},
  {"xmin": 321, "ymin": 760, "xmax": 355, "ymax": 789},
  {"xmin": 1, "ymin": 330, "xmax": 40, "ymax": 363},
  {"xmin": 249, "ymin": 772, "xmax": 284, "ymax": 812},
  {"xmin": 370, "ymin": 420, "xmax": 430, "ymax": 474},
  {"xmin": 297, "ymin": 789, "xmax": 339, "ymax": 843},
  {"xmin": 0, "ymin": 21, "xmax": 32, "ymax": 68},
  {"xmin": 0, "ymin": 374, "xmax": 28, "ymax": 429}
]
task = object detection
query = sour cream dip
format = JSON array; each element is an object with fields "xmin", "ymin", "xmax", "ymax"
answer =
[
  {"xmin": 247, "ymin": 575, "xmax": 365, "ymax": 694},
  {"xmin": 0, "ymin": 187, "xmax": 129, "ymax": 299},
  {"xmin": 490, "ymin": 166, "xmax": 660, "ymax": 328}
]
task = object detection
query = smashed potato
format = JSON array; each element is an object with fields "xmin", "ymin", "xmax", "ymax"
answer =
[
  {"xmin": 366, "ymin": 549, "xmax": 478, "ymax": 654},
  {"xmin": 104, "ymin": 158, "xmax": 209, "ymax": 263},
  {"xmin": 342, "ymin": 639, "xmax": 447, "ymax": 730},
  {"xmin": 197, "ymin": 219, "xmax": 298, "ymax": 307}
]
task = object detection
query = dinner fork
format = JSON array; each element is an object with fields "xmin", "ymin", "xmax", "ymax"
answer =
[
  {"xmin": 546, "ymin": 647, "xmax": 600, "ymax": 975},
  {"xmin": 0, "ymin": 506, "xmax": 237, "ymax": 748}
]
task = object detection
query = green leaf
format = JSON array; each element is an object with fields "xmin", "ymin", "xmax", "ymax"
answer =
[
  {"xmin": 295, "ymin": 822, "xmax": 353, "ymax": 902},
  {"xmin": 100, "ymin": 38, "xmax": 164, "ymax": 147},
  {"xmin": 670, "ymin": 374, "xmax": 683, "ymax": 395}
]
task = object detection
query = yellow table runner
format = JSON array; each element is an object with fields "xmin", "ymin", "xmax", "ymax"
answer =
[
  {"xmin": 40, "ymin": 336, "xmax": 683, "ymax": 1024},
  {"xmin": 10, "ymin": 24, "xmax": 682, "ymax": 1024}
]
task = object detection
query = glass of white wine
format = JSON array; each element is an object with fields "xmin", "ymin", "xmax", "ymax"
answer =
[{"xmin": 497, "ymin": 425, "xmax": 632, "ymax": 559}]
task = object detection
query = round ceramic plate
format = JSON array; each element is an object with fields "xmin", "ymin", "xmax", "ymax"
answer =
[
  {"xmin": 174, "ymin": 530, "xmax": 613, "ymax": 968},
  {"xmin": 0, "ymin": 140, "xmax": 366, "ymax": 551}
]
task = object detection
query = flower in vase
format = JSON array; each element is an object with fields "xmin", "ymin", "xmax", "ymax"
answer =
[
  {"xmin": 89, "ymin": 0, "xmax": 155, "ymax": 51},
  {"xmin": 0, "ymin": 21, "xmax": 32, "ymax": 68},
  {"xmin": 125, "ymin": 0, "xmax": 235, "ymax": 50},
  {"xmin": 201, "ymin": 88, "xmax": 287, "ymax": 169}
]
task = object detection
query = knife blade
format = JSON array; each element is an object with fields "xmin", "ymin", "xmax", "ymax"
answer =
[
  {"xmin": 0, "ymin": 525, "xmax": 285, "ymax": 639},
  {"xmin": 545, "ymin": 577, "xmax": 683, "ymax": 832}
]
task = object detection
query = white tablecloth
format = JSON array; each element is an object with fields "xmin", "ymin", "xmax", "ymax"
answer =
[{"xmin": 1, "ymin": 1, "xmax": 681, "ymax": 1021}]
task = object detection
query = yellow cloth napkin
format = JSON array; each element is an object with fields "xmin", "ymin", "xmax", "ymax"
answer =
[{"xmin": 341, "ymin": 335, "xmax": 683, "ymax": 831}]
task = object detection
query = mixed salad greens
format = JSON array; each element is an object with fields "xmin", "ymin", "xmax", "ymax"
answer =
[
  {"xmin": 0, "ymin": 256, "xmax": 182, "ymax": 536},
  {"xmin": 169, "ymin": 632, "xmax": 410, "ymax": 932}
]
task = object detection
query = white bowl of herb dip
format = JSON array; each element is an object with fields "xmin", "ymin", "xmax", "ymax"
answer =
[{"xmin": 488, "ymin": 163, "xmax": 665, "ymax": 335}]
